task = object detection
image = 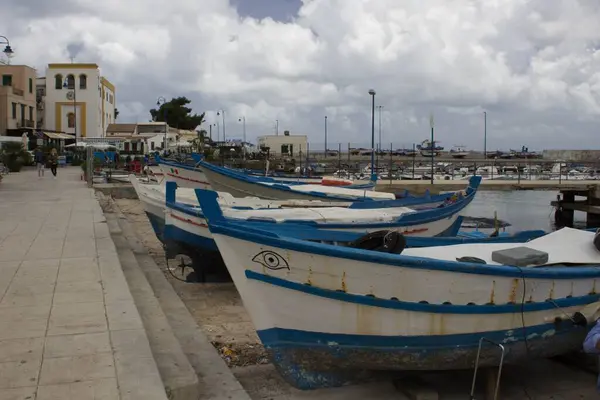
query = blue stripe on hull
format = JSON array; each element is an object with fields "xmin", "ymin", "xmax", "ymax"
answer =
[{"xmin": 256, "ymin": 323, "xmax": 588, "ymax": 389}]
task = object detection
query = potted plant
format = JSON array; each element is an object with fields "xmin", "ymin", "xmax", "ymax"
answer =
[{"xmin": 1, "ymin": 142, "xmax": 30, "ymax": 172}]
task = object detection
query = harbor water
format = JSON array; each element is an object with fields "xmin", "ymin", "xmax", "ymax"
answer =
[{"xmin": 461, "ymin": 190, "xmax": 586, "ymax": 233}]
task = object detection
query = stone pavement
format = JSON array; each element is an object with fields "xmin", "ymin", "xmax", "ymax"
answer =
[{"xmin": 0, "ymin": 167, "xmax": 167, "ymax": 400}]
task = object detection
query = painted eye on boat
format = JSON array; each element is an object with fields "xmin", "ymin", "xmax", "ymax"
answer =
[{"xmin": 252, "ymin": 251, "xmax": 290, "ymax": 270}]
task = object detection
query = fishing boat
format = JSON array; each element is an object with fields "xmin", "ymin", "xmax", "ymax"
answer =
[
  {"xmin": 131, "ymin": 175, "xmax": 482, "ymax": 242},
  {"xmin": 157, "ymin": 155, "xmax": 376, "ymax": 191},
  {"xmin": 163, "ymin": 177, "xmax": 479, "ymax": 257},
  {"xmin": 193, "ymin": 159, "xmax": 392, "ymax": 202},
  {"xmin": 201, "ymin": 207, "xmax": 600, "ymax": 389},
  {"xmin": 417, "ymin": 140, "xmax": 444, "ymax": 157},
  {"xmin": 449, "ymin": 145, "xmax": 469, "ymax": 159}
]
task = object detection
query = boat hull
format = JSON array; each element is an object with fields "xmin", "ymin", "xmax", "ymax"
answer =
[
  {"xmin": 207, "ymin": 227, "xmax": 600, "ymax": 389},
  {"xmin": 158, "ymin": 162, "xmax": 211, "ymax": 189},
  {"xmin": 262, "ymin": 323, "xmax": 584, "ymax": 389},
  {"xmin": 201, "ymin": 166, "xmax": 345, "ymax": 201}
]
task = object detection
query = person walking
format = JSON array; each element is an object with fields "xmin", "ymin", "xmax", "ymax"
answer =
[
  {"xmin": 49, "ymin": 148, "xmax": 58, "ymax": 179},
  {"xmin": 34, "ymin": 147, "xmax": 45, "ymax": 178}
]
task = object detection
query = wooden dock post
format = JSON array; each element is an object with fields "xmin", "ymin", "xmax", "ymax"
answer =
[{"xmin": 551, "ymin": 184, "xmax": 600, "ymax": 229}]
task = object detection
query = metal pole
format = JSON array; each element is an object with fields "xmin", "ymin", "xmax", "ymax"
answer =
[
  {"xmin": 430, "ymin": 115, "xmax": 434, "ymax": 185},
  {"xmin": 338, "ymin": 142, "xmax": 341, "ymax": 171},
  {"xmin": 209, "ymin": 124, "xmax": 212, "ymax": 141},
  {"xmin": 368, "ymin": 89, "xmax": 376, "ymax": 181},
  {"xmin": 217, "ymin": 121, "xmax": 220, "ymax": 142},
  {"xmin": 412, "ymin": 143, "xmax": 415, "ymax": 179},
  {"xmin": 276, "ymin": 119, "xmax": 279, "ymax": 136},
  {"xmin": 389, "ymin": 142, "xmax": 393, "ymax": 185},
  {"xmin": 221, "ymin": 110, "xmax": 226, "ymax": 142},
  {"xmin": 73, "ymin": 80, "xmax": 78, "ymax": 140},
  {"xmin": 483, "ymin": 111, "xmax": 488, "ymax": 160},
  {"xmin": 163, "ymin": 107, "xmax": 167, "ymax": 152},
  {"xmin": 324, "ymin": 116, "xmax": 327, "ymax": 158}
]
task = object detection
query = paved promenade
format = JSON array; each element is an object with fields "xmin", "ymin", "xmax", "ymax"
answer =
[{"xmin": 0, "ymin": 167, "xmax": 166, "ymax": 400}]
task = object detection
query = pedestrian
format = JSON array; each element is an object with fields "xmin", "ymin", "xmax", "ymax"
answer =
[
  {"xmin": 34, "ymin": 147, "xmax": 45, "ymax": 178},
  {"xmin": 49, "ymin": 148, "xmax": 58, "ymax": 179}
]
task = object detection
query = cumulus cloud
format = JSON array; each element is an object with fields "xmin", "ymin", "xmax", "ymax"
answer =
[{"xmin": 3, "ymin": 0, "xmax": 600, "ymax": 149}]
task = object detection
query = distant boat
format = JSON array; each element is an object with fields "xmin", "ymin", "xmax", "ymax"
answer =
[
  {"xmin": 416, "ymin": 140, "xmax": 444, "ymax": 157},
  {"xmin": 449, "ymin": 145, "xmax": 469, "ymax": 159}
]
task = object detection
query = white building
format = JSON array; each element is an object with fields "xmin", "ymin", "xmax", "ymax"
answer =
[
  {"xmin": 257, "ymin": 134, "xmax": 307, "ymax": 157},
  {"xmin": 43, "ymin": 63, "xmax": 116, "ymax": 138}
]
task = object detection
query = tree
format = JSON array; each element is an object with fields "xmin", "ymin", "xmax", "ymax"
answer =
[
  {"xmin": 114, "ymin": 108, "xmax": 119, "ymax": 120},
  {"xmin": 149, "ymin": 97, "xmax": 206, "ymax": 131}
]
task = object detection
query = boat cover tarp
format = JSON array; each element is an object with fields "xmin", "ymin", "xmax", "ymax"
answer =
[{"xmin": 402, "ymin": 227, "xmax": 600, "ymax": 266}]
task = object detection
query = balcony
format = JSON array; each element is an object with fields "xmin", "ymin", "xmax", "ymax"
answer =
[
  {"xmin": 12, "ymin": 87, "xmax": 24, "ymax": 96},
  {"xmin": 24, "ymin": 119, "xmax": 34, "ymax": 128}
]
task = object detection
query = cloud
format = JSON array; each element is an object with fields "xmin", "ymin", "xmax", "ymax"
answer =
[{"xmin": 3, "ymin": 0, "xmax": 600, "ymax": 149}]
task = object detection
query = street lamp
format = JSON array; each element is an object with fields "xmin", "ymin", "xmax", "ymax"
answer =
[
  {"xmin": 217, "ymin": 110, "xmax": 226, "ymax": 142},
  {"xmin": 483, "ymin": 111, "xmax": 487, "ymax": 160},
  {"xmin": 376, "ymin": 105, "xmax": 383, "ymax": 169},
  {"xmin": 324, "ymin": 116, "xmax": 328, "ymax": 158},
  {"xmin": 368, "ymin": 89, "xmax": 376, "ymax": 181},
  {"xmin": 238, "ymin": 117, "xmax": 246, "ymax": 159},
  {"xmin": 63, "ymin": 76, "xmax": 78, "ymax": 139},
  {"xmin": 156, "ymin": 96, "xmax": 167, "ymax": 152},
  {"xmin": 275, "ymin": 119, "xmax": 279, "ymax": 136},
  {"xmin": 430, "ymin": 113, "xmax": 435, "ymax": 185},
  {"xmin": 0, "ymin": 36, "xmax": 14, "ymax": 64}
]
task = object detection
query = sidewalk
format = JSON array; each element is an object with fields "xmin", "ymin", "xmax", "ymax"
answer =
[{"xmin": 0, "ymin": 167, "xmax": 166, "ymax": 400}]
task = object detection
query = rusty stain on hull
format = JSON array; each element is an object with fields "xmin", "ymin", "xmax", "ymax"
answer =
[
  {"xmin": 549, "ymin": 281, "xmax": 555, "ymax": 299},
  {"xmin": 508, "ymin": 278, "xmax": 519, "ymax": 303},
  {"xmin": 489, "ymin": 280, "xmax": 496, "ymax": 304},
  {"xmin": 341, "ymin": 271, "xmax": 347, "ymax": 293}
]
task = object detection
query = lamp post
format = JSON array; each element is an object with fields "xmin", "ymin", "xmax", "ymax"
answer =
[
  {"xmin": 238, "ymin": 117, "xmax": 246, "ymax": 159},
  {"xmin": 63, "ymin": 76, "xmax": 78, "ymax": 139},
  {"xmin": 275, "ymin": 119, "xmax": 279, "ymax": 136},
  {"xmin": 368, "ymin": 89, "xmax": 376, "ymax": 181},
  {"xmin": 377, "ymin": 105, "xmax": 383, "ymax": 170},
  {"xmin": 217, "ymin": 110, "xmax": 226, "ymax": 142},
  {"xmin": 430, "ymin": 114, "xmax": 435, "ymax": 185},
  {"xmin": 208, "ymin": 123, "xmax": 213, "ymax": 141},
  {"xmin": 324, "ymin": 116, "xmax": 328, "ymax": 158},
  {"xmin": 156, "ymin": 97, "xmax": 167, "ymax": 152},
  {"xmin": 0, "ymin": 36, "xmax": 14, "ymax": 64},
  {"xmin": 483, "ymin": 111, "xmax": 487, "ymax": 160}
]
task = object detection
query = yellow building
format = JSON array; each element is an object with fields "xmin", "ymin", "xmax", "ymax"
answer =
[
  {"xmin": 44, "ymin": 63, "xmax": 116, "ymax": 138},
  {"xmin": 0, "ymin": 65, "xmax": 37, "ymax": 137}
]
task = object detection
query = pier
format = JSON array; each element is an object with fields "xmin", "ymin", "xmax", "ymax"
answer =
[
  {"xmin": 377, "ymin": 179, "xmax": 600, "ymax": 195},
  {"xmin": 551, "ymin": 185, "xmax": 600, "ymax": 229}
]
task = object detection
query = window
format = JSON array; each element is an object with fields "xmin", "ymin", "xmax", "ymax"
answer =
[
  {"xmin": 11, "ymin": 103, "xmax": 16, "ymax": 119},
  {"xmin": 55, "ymin": 74, "xmax": 63, "ymax": 89},
  {"xmin": 29, "ymin": 106, "xmax": 33, "ymax": 122},
  {"xmin": 67, "ymin": 112, "xmax": 75, "ymax": 128},
  {"xmin": 79, "ymin": 74, "xmax": 87, "ymax": 89},
  {"xmin": 28, "ymin": 78, "xmax": 33, "ymax": 93},
  {"xmin": 66, "ymin": 74, "xmax": 75, "ymax": 89},
  {"xmin": 2, "ymin": 75, "xmax": 12, "ymax": 86}
]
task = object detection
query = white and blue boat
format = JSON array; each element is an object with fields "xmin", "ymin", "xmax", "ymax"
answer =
[
  {"xmin": 130, "ymin": 175, "xmax": 484, "ymax": 243},
  {"xmin": 201, "ymin": 203, "xmax": 600, "ymax": 389},
  {"xmin": 161, "ymin": 176, "xmax": 481, "ymax": 255},
  {"xmin": 157, "ymin": 155, "xmax": 376, "ymax": 191}
]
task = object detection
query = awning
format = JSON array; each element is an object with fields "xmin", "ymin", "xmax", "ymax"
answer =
[{"xmin": 43, "ymin": 132, "xmax": 76, "ymax": 140}]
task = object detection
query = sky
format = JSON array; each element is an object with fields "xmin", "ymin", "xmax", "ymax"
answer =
[{"xmin": 3, "ymin": 0, "xmax": 600, "ymax": 151}]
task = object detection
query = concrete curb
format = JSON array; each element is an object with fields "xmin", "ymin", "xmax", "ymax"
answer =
[
  {"xmin": 105, "ymin": 211, "xmax": 200, "ymax": 400},
  {"xmin": 112, "ymin": 200, "xmax": 252, "ymax": 400}
]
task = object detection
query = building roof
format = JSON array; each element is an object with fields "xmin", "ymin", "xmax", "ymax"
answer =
[
  {"xmin": 48, "ymin": 63, "xmax": 99, "ymax": 70},
  {"xmin": 106, "ymin": 123, "xmax": 136, "ymax": 134}
]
